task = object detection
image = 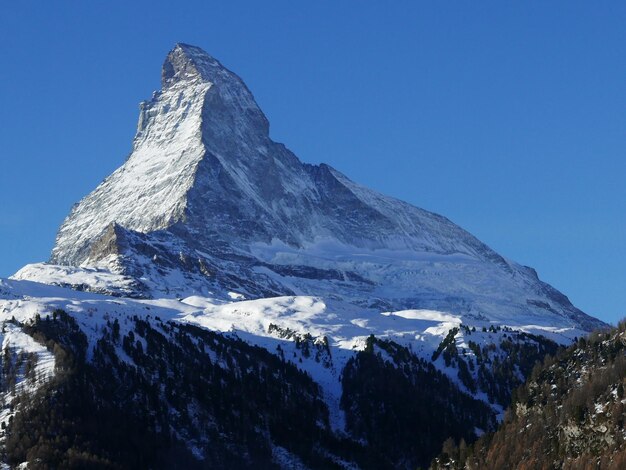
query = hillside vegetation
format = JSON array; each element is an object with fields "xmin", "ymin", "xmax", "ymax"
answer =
[{"xmin": 432, "ymin": 322, "xmax": 626, "ymax": 470}]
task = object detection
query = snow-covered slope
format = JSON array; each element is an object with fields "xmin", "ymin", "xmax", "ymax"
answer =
[
  {"xmin": 0, "ymin": 276, "xmax": 587, "ymax": 435},
  {"xmin": 6, "ymin": 276, "xmax": 538, "ymax": 467},
  {"xmin": 24, "ymin": 43, "xmax": 602, "ymax": 335}
]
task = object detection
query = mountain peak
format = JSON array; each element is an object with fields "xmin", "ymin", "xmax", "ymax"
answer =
[
  {"xmin": 45, "ymin": 44, "xmax": 604, "ymax": 335},
  {"xmin": 159, "ymin": 43, "xmax": 269, "ymax": 135},
  {"xmin": 161, "ymin": 43, "xmax": 225, "ymax": 88}
]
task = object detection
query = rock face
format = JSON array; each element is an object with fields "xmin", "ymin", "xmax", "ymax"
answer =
[{"xmin": 47, "ymin": 43, "xmax": 602, "ymax": 332}]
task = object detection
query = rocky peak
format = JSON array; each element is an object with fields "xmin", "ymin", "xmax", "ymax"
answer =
[
  {"xmin": 160, "ymin": 43, "xmax": 269, "ymax": 135},
  {"xmin": 162, "ymin": 43, "xmax": 224, "ymax": 88}
]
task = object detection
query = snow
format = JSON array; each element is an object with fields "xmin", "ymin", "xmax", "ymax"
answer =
[
  {"xmin": 12, "ymin": 263, "xmax": 139, "ymax": 297},
  {"xmin": 0, "ymin": 322, "xmax": 55, "ymax": 446},
  {"xmin": 0, "ymin": 274, "xmax": 590, "ymax": 435},
  {"xmin": 51, "ymin": 74, "xmax": 212, "ymax": 265}
]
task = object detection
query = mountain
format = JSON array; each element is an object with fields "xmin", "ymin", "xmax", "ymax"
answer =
[
  {"xmin": 432, "ymin": 323, "xmax": 626, "ymax": 470},
  {"xmin": 21, "ymin": 43, "xmax": 601, "ymax": 334},
  {"xmin": 1, "ymin": 44, "xmax": 608, "ymax": 468}
]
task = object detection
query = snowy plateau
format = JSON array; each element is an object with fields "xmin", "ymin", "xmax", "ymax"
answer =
[{"xmin": 0, "ymin": 44, "xmax": 607, "ymax": 469}]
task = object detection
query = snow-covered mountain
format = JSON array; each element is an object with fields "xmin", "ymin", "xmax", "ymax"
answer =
[
  {"xmin": 20, "ymin": 43, "xmax": 598, "ymax": 333},
  {"xmin": 1, "ymin": 44, "xmax": 609, "ymax": 468}
]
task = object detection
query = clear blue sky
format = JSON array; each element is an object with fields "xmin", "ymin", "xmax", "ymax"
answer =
[{"xmin": 1, "ymin": 1, "xmax": 624, "ymax": 323}]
